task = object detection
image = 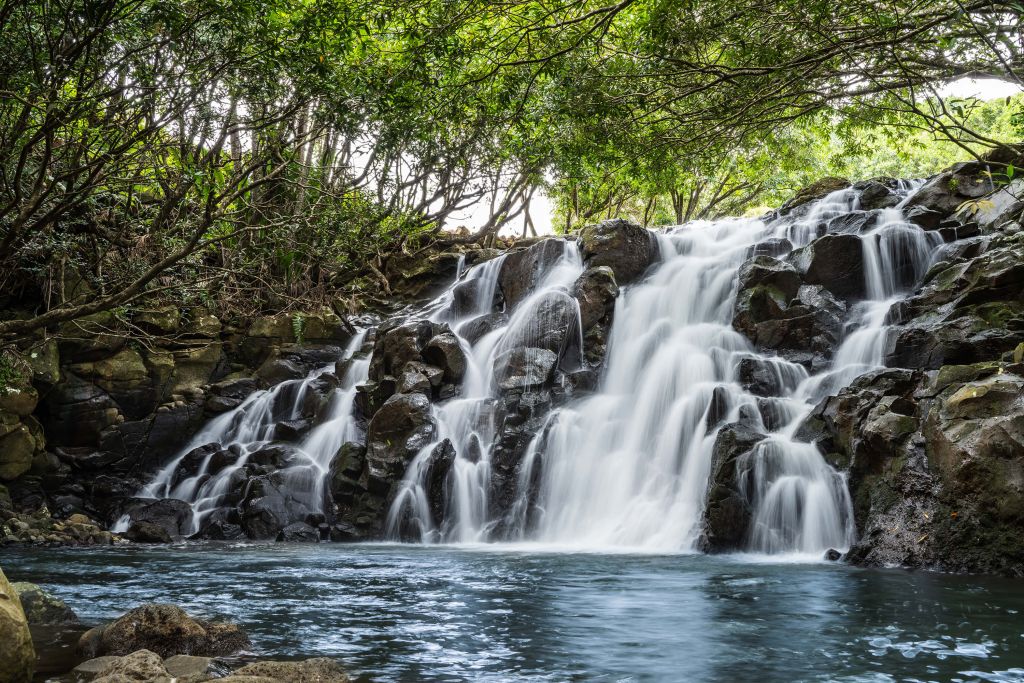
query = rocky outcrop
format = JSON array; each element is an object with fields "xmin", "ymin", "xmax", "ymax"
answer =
[
  {"xmin": 78, "ymin": 604, "xmax": 251, "ymax": 659},
  {"xmin": 12, "ymin": 581, "xmax": 78, "ymax": 624},
  {"xmin": 578, "ymin": 219, "xmax": 656, "ymax": 284},
  {"xmin": 701, "ymin": 423, "xmax": 766, "ymax": 552},
  {"xmin": 0, "ymin": 567, "xmax": 34, "ymax": 683},
  {"xmin": 799, "ymin": 364, "xmax": 1024, "ymax": 576}
]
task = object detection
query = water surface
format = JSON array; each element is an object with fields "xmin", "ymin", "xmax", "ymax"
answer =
[{"xmin": 4, "ymin": 544, "xmax": 1023, "ymax": 682}]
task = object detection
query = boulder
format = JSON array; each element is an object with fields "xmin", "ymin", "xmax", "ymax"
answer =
[
  {"xmin": 12, "ymin": 582, "xmax": 78, "ymax": 625},
  {"xmin": 426, "ymin": 439, "xmax": 456, "ymax": 526},
  {"xmin": 119, "ymin": 499, "xmax": 194, "ymax": 539},
  {"xmin": 578, "ymin": 219, "xmax": 655, "ymax": 284},
  {"xmin": 780, "ymin": 177, "xmax": 851, "ymax": 213},
  {"xmin": 855, "ymin": 179, "xmax": 900, "ymax": 210},
  {"xmin": 0, "ymin": 568, "xmax": 34, "ymax": 683},
  {"xmin": 78, "ymin": 604, "xmax": 251, "ymax": 659},
  {"xmin": 365, "ymin": 393, "xmax": 435, "ymax": 496},
  {"xmin": 793, "ymin": 233, "xmax": 865, "ymax": 300},
  {"xmin": 422, "ymin": 332, "xmax": 467, "ymax": 384},
  {"xmin": 904, "ymin": 161, "xmax": 999, "ymax": 218},
  {"xmin": 457, "ymin": 312, "xmax": 508, "ymax": 345},
  {"xmin": 277, "ymin": 521, "xmax": 320, "ymax": 542},
  {"xmin": 229, "ymin": 658, "xmax": 349, "ymax": 682},
  {"xmin": 572, "ymin": 266, "xmax": 619, "ymax": 331},
  {"xmin": 126, "ymin": 521, "xmax": 173, "ymax": 543},
  {"xmin": 367, "ymin": 319, "xmax": 436, "ymax": 383},
  {"xmin": 238, "ymin": 472, "xmax": 317, "ymax": 540},
  {"xmin": 498, "ymin": 239, "xmax": 574, "ymax": 309},
  {"xmin": 254, "ymin": 357, "xmax": 305, "ymax": 386},
  {"xmin": 91, "ymin": 649, "xmax": 169, "ymax": 683},
  {"xmin": 701, "ymin": 423, "xmax": 766, "ymax": 552},
  {"xmin": 494, "ymin": 348, "xmax": 558, "ymax": 392}
]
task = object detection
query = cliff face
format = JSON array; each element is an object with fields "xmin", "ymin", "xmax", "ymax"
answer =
[{"xmin": 2, "ymin": 150, "xmax": 1024, "ymax": 576}]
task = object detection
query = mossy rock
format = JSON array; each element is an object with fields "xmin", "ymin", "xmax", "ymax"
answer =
[{"xmin": 0, "ymin": 568, "xmax": 34, "ymax": 683}]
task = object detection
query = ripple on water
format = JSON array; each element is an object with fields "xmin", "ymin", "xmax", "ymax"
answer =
[{"xmin": 2, "ymin": 545, "xmax": 1024, "ymax": 682}]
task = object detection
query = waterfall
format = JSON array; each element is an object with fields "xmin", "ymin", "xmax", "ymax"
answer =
[
  {"xmin": 116, "ymin": 331, "xmax": 370, "ymax": 535},
  {"xmin": 498, "ymin": 182, "xmax": 941, "ymax": 554},
  {"xmin": 385, "ymin": 240, "xmax": 584, "ymax": 542}
]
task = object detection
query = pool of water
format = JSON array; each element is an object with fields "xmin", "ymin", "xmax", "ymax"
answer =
[{"xmin": 3, "ymin": 543, "xmax": 1024, "ymax": 682}]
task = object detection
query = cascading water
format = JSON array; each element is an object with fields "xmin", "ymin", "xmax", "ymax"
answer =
[
  {"xmin": 385, "ymin": 241, "xmax": 584, "ymax": 542},
  {"xmin": 116, "ymin": 331, "xmax": 370, "ymax": 535},
  {"xmin": 399, "ymin": 180, "xmax": 946, "ymax": 554}
]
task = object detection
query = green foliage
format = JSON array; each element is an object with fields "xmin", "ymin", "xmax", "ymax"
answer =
[{"xmin": 292, "ymin": 314, "xmax": 306, "ymax": 345}]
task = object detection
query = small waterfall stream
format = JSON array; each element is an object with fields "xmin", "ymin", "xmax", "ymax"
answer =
[{"xmin": 115, "ymin": 332, "xmax": 369, "ymax": 535}]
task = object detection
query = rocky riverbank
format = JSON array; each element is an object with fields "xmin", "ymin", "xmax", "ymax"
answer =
[{"xmin": 2, "ymin": 148, "xmax": 1023, "ymax": 577}]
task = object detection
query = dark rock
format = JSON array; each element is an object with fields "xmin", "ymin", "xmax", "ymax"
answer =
[
  {"xmin": 701, "ymin": 423, "xmax": 766, "ymax": 552},
  {"xmin": 77, "ymin": 604, "xmax": 250, "ymax": 659},
  {"xmin": 579, "ymin": 219, "xmax": 656, "ymax": 285},
  {"xmin": 274, "ymin": 418, "xmax": 312, "ymax": 441},
  {"xmin": 425, "ymin": 439, "xmax": 456, "ymax": 527},
  {"xmin": 793, "ymin": 233, "xmax": 865, "ymax": 300},
  {"xmin": 904, "ymin": 161, "xmax": 999, "ymax": 218},
  {"xmin": 365, "ymin": 393, "xmax": 435, "ymax": 497},
  {"xmin": 736, "ymin": 356, "xmax": 806, "ymax": 397},
  {"xmin": 422, "ymin": 332, "xmax": 467, "ymax": 384},
  {"xmin": 368, "ymin": 319, "xmax": 436, "ymax": 382},
  {"xmin": 779, "ymin": 177, "xmax": 851, "ymax": 213},
  {"xmin": 494, "ymin": 348, "xmax": 558, "ymax": 392},
  {"xmin": 254, "ymin": 357, "xmax": 305, "ymax": 386},
  {"xmin": 499, "ymin": 239, "xmax": 574, "ymax": 309},
  {"xmin": 824, "ymin": 548, "xmax": 842, "ymax": 561},
  {"xmin": 276, "ymin": 521, "xmax": 320, "ymax": 542},
  {"xmin": 905, "ymin": 205, "xmax": 944, "ymax": 230},
  {"xmin": 125, "ymin": 521, "xmax": 173, "ymax": 543},
  {"xmin": 11, "ymin": 583, "xmax": 78, "ymax": 625},
  {"xmin": 119, "ymin": 498, "xmax": 193, "ymax": 539},
  {"xmin": 748, "ymin": 238, "xmax": 793, "ymax": 258},
  {"xmin": 571, "ymin": 267, "xmax": 617, "ymax": 334},
  {"xmin": 457, "ymin": 312, "xmax": 508, "ymax": 345},
  {"xmin": 856, "ymin": 180, "xmax": 900, "ymax": 210}
]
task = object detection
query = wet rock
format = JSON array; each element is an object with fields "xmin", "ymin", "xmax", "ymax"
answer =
[
  {"xmin": 426, "ymin": 439, "xmax": 456, "ymax": 526},
  {"xmin": 11, "ymin": 582, "xmax": 78, "ymax": 625},
  {"xmin": 856, "ymin": 179, "xmax": 900, "ymax": 210},
  {"xmin": 579, "ymin": 219, "xmax": 656, "ymax": 285},
  {"xmin": 0, "ymin": 568, "xmax": 34, "ymax": 683},
  {"xmin": 905, "ymin": 205, "xmax": 944, "ymax": 230},
  {"xmin": 368, "ymin": 319, "xmax": 436, "ymax": 382},
  {"xmin": 422, "ymin": 332, "xmax": 467, "ymax": 384},
  {"xmin": 205, "ymin": 377, "xmax": 258, "ymax": 413},
  {"xmin": 735, "ymin": 282, "xmax": 846, "ymax": 359},
  {"xmin": 396, "ymin": 361, "xmax": 441, "ymax": 394},
  {"xmin": 573, "ymin": 266, "xmax": 619, "ymax": 331},
  {"xmin": 164, "ymin": 654, "xmax": 223, "ymax": 680},
  {"xmin": 365, "ymin": 393, "xmax": 435, "ymax": 496},
  {"xmin": 701, "ymin": 423, "xmax": 766, "ymax": 552},
  {"xmin": 78, "ymin": 604, "xmax": 251, "ymax": 659},
  {"xmin": 458, "ymin": 312, "xmax": 508, "ymax": 345},
  {"xmin": 494, "ymin": 348, "xmax": 558, "ymax": 392},
  {"xmin": 736, "ymin": 356, "xmax": 806, "ymax": 397},
  {"xmin": 780, "ymin": 177, "xmax": 851, "ymax": 214},
  {"xmin": 824, "ymin": 548, "xmax": 842, "ymax": 562},
  {"xmin": 793, "ymin": 233, "xmax": 865, "ymax": 300},
  {"xmin": 748, "ymin": 237, "xmax": 793, "ymax": 258},
  {"xmin": 229, "ymin": 658, "xmax": 349, "ymax": 682},
  {"xmin": 499, "ymin": 239, "xmax": 574, "ymax": 309},
  {"xmin": 277, "ymin": 521, "xmax": 320, "ymax": 542},
  {"xmin": 905, "ymin": 163, "xmax": 990, "ymax": 213},
  {"xmin": 126, "ymin": 521, "xmax": 173, "ymax": 543},
  {"xmin": 238, "ymin": 471, "xmax": 317, "ymax": 540},
  {"xmin": 274, "ymin": 418, "xmax": 312, "ymax": 442},
  {"xmin": 254, "ymin": 357, "xmax": 305, "ymax": 386},
  {"xmin": 91, "ymin": 649, "xmax": 169, "ymax": 683},
  {"xmin": 119, "ymin": 498, "xmax": 194, "ymax": 539}
]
